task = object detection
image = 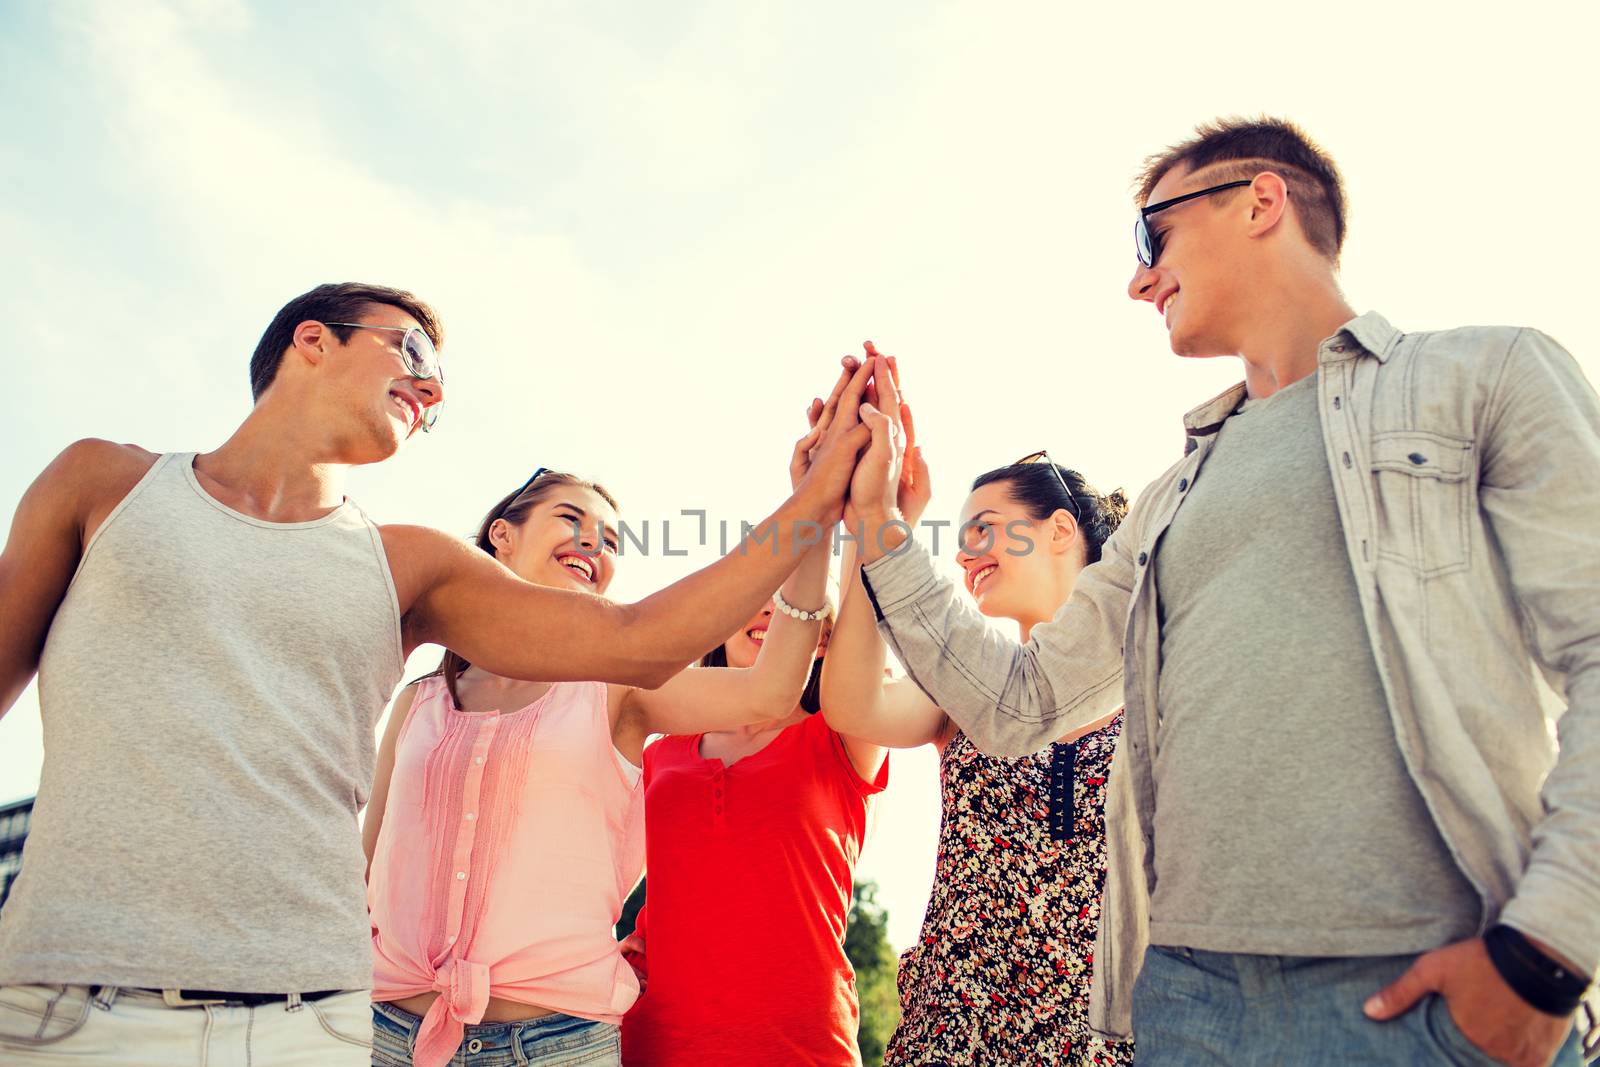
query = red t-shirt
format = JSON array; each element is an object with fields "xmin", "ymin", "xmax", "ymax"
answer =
[{"xmin": 621, "ymin": 712, "xmax": 888, "ymax": 1066}]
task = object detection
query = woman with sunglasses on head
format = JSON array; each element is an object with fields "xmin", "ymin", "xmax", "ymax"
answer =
[
  {"xmin": 822, "ymin": 416, "xmax": 1133, "ymax": 1065},
  {"xmin": 362, "ymin": 413, "xmax": 840, "ymax": 1067}
]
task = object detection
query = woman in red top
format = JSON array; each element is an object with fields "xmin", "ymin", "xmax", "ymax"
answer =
[{"xmin": 619, "ymin": 576, "xmax": 888, "ymax": 1065}]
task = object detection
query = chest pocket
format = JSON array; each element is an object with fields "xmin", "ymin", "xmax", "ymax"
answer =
[{"xmin": 1369, "ymin": 431, "xmax": 1474, "ymax": 578}]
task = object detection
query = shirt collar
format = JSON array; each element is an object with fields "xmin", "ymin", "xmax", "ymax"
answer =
[
  {"xmin": 1181, "ymin": 311, "xmax": 1401, "ymax": 441},
  {"xmin": 1339, "ymin": 310, "xmax": 1401, "ymax": 362}
]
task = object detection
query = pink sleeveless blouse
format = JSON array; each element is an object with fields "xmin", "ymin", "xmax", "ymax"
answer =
[{"xmin": 368, "ymin": 675, "xmax": 644, "ymax": 1067}]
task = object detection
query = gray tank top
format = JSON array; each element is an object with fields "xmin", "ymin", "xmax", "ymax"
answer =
[{"xmin": 0, "ymin": 453, "xmax": 404, "ymax": 991}]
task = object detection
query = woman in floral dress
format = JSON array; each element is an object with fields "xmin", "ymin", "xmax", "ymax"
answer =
[{"xmin": 823, "ymin": 442, "xmax": 1133, "ymax": 1066}]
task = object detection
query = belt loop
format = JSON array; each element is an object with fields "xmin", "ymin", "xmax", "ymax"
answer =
[
  {"xmin": 200, "ymin": 1004, "xmax": 216, "ymax": 1067},
  {"xmin": 511, "ymin": 1021, "xmax": 533, "ymax": 1067},
  {"xmin": 285, "ymin": 991, "xmax": 303, "ymax": 1013},
  {"xmin": 92, "ymin": 985, "xmax": 120, "ymax": 1011}
]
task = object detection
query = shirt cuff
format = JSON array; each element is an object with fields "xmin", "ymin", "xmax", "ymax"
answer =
[
  {"xmin": 1500, "ymin": 866, "xmax": 1600, "ymax": 980},
  {"xmin": 859, "ymin": 541, "xmax": 942, "ymax": 620}
]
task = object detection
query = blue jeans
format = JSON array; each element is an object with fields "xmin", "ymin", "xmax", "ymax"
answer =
[
  {"xmin": 371, "ymin": 1002, "xmax": 620, "ymax": 1066},
  {"xmin": 1132, "ymin": 946, "xmax": 1583, "ymax": 1066}
]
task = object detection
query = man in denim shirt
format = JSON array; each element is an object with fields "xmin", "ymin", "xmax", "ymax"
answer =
[{"xmin": 848, "ymin": 119, "xmax": 1597, "ymax": 1066}]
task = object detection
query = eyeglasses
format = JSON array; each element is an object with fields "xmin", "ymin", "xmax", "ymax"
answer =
[
  {"xmin": 1013, "ymin": 450, "xmax": 1081, "ymax": 523},
  {"xmin": 323, "ymin": 321, "xmax": 444, "ymax": 431},
  {"xmin": 1134, "ymin": 179, "xmax": 1253, "ymax": 268}
]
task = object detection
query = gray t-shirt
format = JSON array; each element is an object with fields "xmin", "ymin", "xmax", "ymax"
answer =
[{"xmin": 1151, "ymin": 372, "xmax": 1480, "ymax": 956}]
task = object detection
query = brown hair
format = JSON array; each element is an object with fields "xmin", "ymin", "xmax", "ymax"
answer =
[
  {"xmin": 1135, "ymin": 117, "xmax": 1348, "ymax": 261},
  {"xmin": 428, "ymin": 471, "xmax": 620, "ymax": 709},
  {"xmin": 971, "ymin": 462, "xmax": 1129, "ymax": 566},
  {"xmin": 697, "ymin": 592, "xmax": 837, "ymax": 714},
  {"xmin": 248, "ymin": 282, "xmax": 444, "ymax": 400}
]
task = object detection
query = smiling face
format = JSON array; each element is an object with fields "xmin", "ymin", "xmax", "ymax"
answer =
[
  {"xmin": 489, "ymin": 485, "xmax": 620, "ymax": 595},
  {"xmin": 955, "ymin": 480, "xmax": 1078, "ymax": 624},
  {"xmin": 299, "ymin": 306, "xmax": 445, "ymax": 462},
  {"xmin": 717, "ymin": 601, "xmax": 833, "ymax": 671},
  {"xmin": 721, "ymin": 601, "xmax": 775, "ymax": 670},
  {"xmin": 1126, "ymin": 165, "xmax": 1256, "ymax": 360}
]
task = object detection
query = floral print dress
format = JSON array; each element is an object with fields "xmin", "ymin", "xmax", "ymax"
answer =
[{"xmin": 884, "ymin": 714, "xmax": 1133, "ymax": 1067}]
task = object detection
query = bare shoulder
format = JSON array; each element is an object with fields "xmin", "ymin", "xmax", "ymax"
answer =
[
  {"xmin": 389, "ymin": 678, "xmax": 423, "ymax": 721},
  {"xmin": 376, "ymin": 523, "xmax": 469, "ymax": 617},
  {"xmin": 30, "ymin": 440, "xmax": 159, "ymax": 538},
  {"xmin": 48, "ymin": 439, "xmax": 157, "ymax": 498}
]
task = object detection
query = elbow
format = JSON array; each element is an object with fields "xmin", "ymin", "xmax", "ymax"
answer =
[
  {"xmin": 630, "ymin": 659, "xmax": 688, "ymax": 690},
  {"xmin": 818, "ymin": 700, "xmax": 853, "ymax": 734},
  {"xmin": 753, "ymin": 687, "xmax": 801, "ymax": 723},
  {"xmin": 747, "ymin": 673, "xmax": 807, "ymax": 723}
]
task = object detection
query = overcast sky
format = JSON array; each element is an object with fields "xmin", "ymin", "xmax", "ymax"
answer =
[{"xmin": 4, "ymin": 0, "xmax": 1596, "ymax": 949}]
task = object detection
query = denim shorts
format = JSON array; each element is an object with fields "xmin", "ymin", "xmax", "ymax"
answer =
[
  {"xmin": 371, "ymin": 1001, "xmax": 620, "ymax": 1066},
  {"xmin": 1131, "ymin": 945, "xmax": 1584, "ymax": 1067}
]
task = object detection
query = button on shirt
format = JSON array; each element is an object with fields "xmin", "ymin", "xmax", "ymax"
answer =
[{"xmin": 621, "ymin": 713, "xmax": 888, "ymax": 1066}]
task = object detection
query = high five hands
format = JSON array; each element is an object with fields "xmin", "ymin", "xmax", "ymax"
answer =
[
  {"xmin": 800, "ymin": 343, "xmax": 930, "ymax": 554},
  {"xmin": 790, "ymin": 355, "xmax": 877, "ymax": 527}
]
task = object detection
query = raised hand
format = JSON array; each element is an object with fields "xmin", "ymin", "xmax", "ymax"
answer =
[
  {"xmin": 878, "ymin": 348, "xmax": 932, "ymax": 528},
  {"xmin": 794, "ymin": 357, "xmax": 874, "ymax": 526},
  {"xmin": 843, "ymin": 347, "xmax": 930, "ymax": 532},
  {"xmin": 850, "ymin": 349, "xmax": 909, "ymax": 534},
  {"xmin": 796, "ymin": 356, "xmax": 866, "ymax": 491}
]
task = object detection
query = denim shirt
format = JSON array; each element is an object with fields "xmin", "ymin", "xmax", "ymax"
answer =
[{"xmin": 860, "ymin": 313, "xmax": 1600, "ymax": 1043}]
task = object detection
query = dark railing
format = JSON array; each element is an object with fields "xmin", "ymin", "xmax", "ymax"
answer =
[{"xmin": 0, "ymin": 796, "xmax": 35, "ymax": 910}]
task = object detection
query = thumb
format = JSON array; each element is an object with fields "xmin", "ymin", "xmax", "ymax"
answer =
[
  {"xmin": 850, "ymin": 420, "xmax": 876, "ymax": 454},
  {"xmin": 1363, "ymin": 960, "xmax": 1435, "ymax": 1020},
  {"xmin": 859, "ymin": 404, "xmax": 895, "ymax": 459},
  {"xmin": 860, "ymin": 402, "xmax": 891, "ymax": 437}
]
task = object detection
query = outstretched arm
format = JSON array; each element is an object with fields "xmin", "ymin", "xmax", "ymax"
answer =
[
  {"xmin": 822, "ymin": 554, "xmax": 948, "ymax": 749},
  {"xmin": 612, "ymin": 543, "xmax": 830, "ymax": 755},
  {"xmin": 389, "ymin": 359, "xmax": 879, "ymax": 691},
  {"xmin": 613, "ymin": 413, "xmax": 842, "ymax": 744},
  {"xmin": 850, "ymin": 360, "xmax": 1131, "ymax": 757},
  {"xmin": 821, "ymin": 419, "xmax": 949, "ymax": 750}
]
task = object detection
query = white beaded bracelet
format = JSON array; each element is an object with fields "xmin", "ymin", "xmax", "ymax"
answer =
[{"xmin": 773, "ymin": 589, "xmax": 827, "ymax": 622}]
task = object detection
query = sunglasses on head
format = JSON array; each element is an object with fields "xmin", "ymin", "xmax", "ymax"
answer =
[
  {"xmin": 323, "ymin": 321, "xmax": 444, "ymax": 431},
  {"xmin": 1133, "ymin": 179, "xmax": 1253, "ymax": 268},
  {"xmin": 510, "ymin": 467, "xmax": 550, "ymax": 500},
  {"xmin": 1013, "ymin": 450, "xmax": 1082, "ymax": 523}
]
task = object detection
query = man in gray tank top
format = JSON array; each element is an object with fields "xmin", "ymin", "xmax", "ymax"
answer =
[{"xmin": 0, "ymin": 282, "xmax": 878, "ymax": 1064}]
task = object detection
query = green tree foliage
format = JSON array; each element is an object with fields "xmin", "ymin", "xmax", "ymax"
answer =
[{"xmin": 845, "ymin": 879, "xmax": 901, "ymax": 1066}]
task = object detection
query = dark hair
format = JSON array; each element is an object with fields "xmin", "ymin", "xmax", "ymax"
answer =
[
  {"xmin": 971, "ymin": 462, "xmax": 1129, "ymax": 565},
  {"xmin": 428, "ymin": 470, "xmax": 619, "ymax": 709},
  {"xmin": 697, "ymin": 596, "xmax": 836, "ymax": 715},
  {"xmin": 248, "ymin": 282, "xmax": 444, "ymax": 400},
  {"xmin": 1135, "ymin": 116, "xmax": 1348, "ymax": 261}
]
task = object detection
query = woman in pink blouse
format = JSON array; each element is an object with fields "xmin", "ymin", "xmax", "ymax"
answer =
[{"xmin": 363, "ymin": 431, "xmax": 833, "ymax": 1065}]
